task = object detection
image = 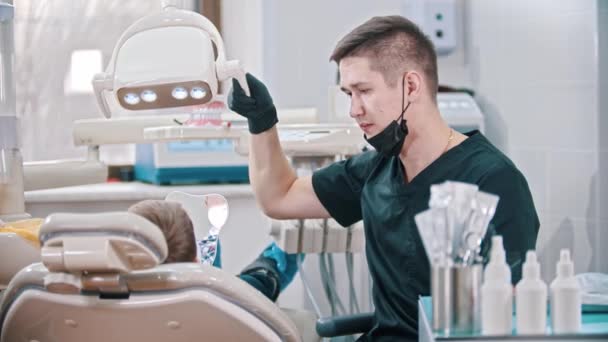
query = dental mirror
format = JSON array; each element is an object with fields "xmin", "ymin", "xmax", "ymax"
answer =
[{"xmin": 205, "ymin": 194, "xmax": 228, "ymax": 231}]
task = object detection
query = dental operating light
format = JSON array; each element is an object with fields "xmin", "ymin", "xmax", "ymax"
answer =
[{"xmin": 92, "ymin": 5, "xmax": 249, "ymax": 118}]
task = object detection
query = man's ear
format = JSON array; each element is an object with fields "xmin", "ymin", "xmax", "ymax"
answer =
[{"xmin": 404, "ymin": 70, "xmax": 424, "ymax": 101}]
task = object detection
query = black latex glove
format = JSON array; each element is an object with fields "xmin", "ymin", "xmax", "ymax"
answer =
[{"xmin": 228, "ymin": 73, "xmax": 278, "ymax": 134}]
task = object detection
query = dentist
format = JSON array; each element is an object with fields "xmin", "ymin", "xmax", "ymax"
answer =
[{"xmin": 228, "ymin": 15, "xmax": 539, "ymax": 341}]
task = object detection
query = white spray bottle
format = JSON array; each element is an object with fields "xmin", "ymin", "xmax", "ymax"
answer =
[
  {"xmin": 481, "ymin": 236, "xmax": 513, "ymax": 335},
  {"xmin": 550, "ymin": 249, "xmax": 581, "ymax": 333},
  {"xmin": 516, "ymin": 251, "xmax": 547, "ymax": 335}
]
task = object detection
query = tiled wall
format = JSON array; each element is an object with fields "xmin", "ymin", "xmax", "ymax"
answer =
[{"xmin": 463, "ymin": 0, "xmax": 604, "ymax": 280}]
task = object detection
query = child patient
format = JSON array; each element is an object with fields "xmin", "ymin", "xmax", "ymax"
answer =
[{"xmin": 128, "ymin": 199, "xmax": 300, "ymax": 301}]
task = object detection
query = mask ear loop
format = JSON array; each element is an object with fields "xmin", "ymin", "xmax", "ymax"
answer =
[
  {"xmin": 401, "ymin": 73, "xmax": 406, "ymax": 117},
  {"xmin": 398, "ymin": 73, "xmax": 411, "ymax": 127}
]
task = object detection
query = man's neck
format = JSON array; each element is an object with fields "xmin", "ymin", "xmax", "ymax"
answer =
[{"xmin": 398, "ymin": 107, "xmax": 457, "ymax": 183}]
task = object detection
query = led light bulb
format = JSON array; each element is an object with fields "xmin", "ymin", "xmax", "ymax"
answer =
[
  {"xmin": 124, "ymin": 93, "xmax": 140, "ymax": 105},
  {"xmin": 172, "ymin": 86, "xmax": 188, "ymax": 100},
  {"xmin": 190, "ymin": 86, "xmax": 207, "ymax": 99},
  {"xmin": 141, "ymin": 89, "xmax": 157, "ymax": 102}
]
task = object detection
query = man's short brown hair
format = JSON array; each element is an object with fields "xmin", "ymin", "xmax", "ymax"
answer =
[
  {"xmin": 330, "ymin": 15, "xmax": 438, "ymax": 98},
  {"xmin": 128, "ymin": 200, "xmax": 196, "ymax": 263}
]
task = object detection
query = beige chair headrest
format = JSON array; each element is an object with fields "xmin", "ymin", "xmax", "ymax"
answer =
[{"xmin": 39, "ymin": 212, "xmax": 168, "ymax": 274}]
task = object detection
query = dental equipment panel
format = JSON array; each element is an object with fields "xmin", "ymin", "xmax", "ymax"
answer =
[
  {"xmin": 437, "ymin": 93, "xmax": 485, "ymax": 134},
  {"xmin": 134, "ymin": 102, "xmax": 249, "ymax": 184},
  {"xmin": 144, "ymin": 122, "xmax": 367, "ymax": 158},
  {"xmin": 70, "ymin": 113, "xmax": 337, "ymax": 186},
  {"xmin": 269, "ymin": 219, "xmax": 365, "ymax": 255}
]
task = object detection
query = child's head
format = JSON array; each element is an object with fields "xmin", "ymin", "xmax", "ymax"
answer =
[{"xmin": 128, "ymin": 200, "xmax": 196, "ymax": 263}]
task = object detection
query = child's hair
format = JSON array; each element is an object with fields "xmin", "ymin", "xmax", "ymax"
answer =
[{"xmin": 128, "ymin": 200, "xmax": 196, "ymax": 263}]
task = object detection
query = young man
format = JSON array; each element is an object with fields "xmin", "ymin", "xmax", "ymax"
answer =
[{"xmin": 228, "ymin": 15, "xmax": 539, "ymax": 341}]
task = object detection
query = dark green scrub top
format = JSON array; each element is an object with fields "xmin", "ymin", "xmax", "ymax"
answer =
[{"xmin": 312, "ymin": 131, "xmax": 539, "ymax": 341}]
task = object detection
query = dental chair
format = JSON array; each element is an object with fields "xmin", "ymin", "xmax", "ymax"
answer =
[
  {"xmin": 0, "ymin": 232, "xmax": 39, "ymax": 291},
  {"xmin": 0, "ymin": 212, "xmax": 318, "ymax": 342}
]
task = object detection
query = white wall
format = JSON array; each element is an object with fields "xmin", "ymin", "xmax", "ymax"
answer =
[
  {"xmin": 221, "ymin": 0, "xmax": 264, "ymax": 78},
  {"xmin": 598, "ymin": 0, "xmax": 608, "ymax": 273},
  {"xmin": 256, "ymin": 0, "xmax": 469, "ymax": 118},
  {"xmin": 260, "ymin": 0, "xmax": 402, "ymax": 114},
  {"xmin": 466, "ymin": 0, "xmax": 602, "ymax": 281}
]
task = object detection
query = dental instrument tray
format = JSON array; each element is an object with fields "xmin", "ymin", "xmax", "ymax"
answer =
[{"xmin": 137, "ymin": 123, "xmax": 368, "ymax": 185}]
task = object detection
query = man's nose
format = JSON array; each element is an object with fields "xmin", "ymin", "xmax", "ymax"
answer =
[{"xmin": 349, "ymin": 95, "xmax": 363, "ymax": 118}]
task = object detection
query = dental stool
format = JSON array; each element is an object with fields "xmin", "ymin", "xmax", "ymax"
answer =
[{"xmin": 0, "ymin": 212, "xmax": 316, "ymax": 342}]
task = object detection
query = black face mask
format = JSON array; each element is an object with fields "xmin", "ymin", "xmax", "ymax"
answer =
[{"xmin": 364, "ymin": 75, "xmax": 410, "ymax": 157}]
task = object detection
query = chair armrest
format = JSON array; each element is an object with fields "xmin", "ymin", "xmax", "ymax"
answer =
[{"xmin": 315, "ymin": 312, "xmax": 374, "ymax": 337}]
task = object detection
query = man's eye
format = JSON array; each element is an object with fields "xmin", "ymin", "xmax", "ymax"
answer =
[{"xmin": 360, "ymin": 89, "xmax": 370, "ymax": 94}]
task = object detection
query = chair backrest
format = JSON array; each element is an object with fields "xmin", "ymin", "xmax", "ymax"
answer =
[{"xmin": 0, "ymin": 212, "xmax": 301, "ymax": 342}]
